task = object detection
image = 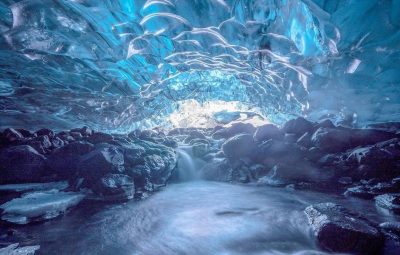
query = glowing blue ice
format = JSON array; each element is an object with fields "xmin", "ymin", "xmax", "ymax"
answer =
[{"xmin": 0, "ymin": 0, "xmax": 399, "ymax": 130}]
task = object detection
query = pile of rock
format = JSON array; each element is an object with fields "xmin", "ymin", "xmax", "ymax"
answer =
[{"xmin": 0, "ymin": 127, "xmax": 178, "ymax": 204}]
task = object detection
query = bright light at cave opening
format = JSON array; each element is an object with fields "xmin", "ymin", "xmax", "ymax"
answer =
[{"xmin": 168, "ymin": 99, "xmax": 269, "ymax": 128}]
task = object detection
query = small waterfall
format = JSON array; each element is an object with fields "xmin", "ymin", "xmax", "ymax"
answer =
[{"xmin": 176, "ymin": 146, "xmax": 202, "ymax": 182}]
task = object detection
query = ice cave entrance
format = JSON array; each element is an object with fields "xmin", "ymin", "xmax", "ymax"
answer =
[{"xmin": 167, "ymin": 99, "xmax": 268, "ymax": 128}]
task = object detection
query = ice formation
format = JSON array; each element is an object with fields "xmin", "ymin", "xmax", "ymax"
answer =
[{"xmin": 0, "ymin": 0, "xmax": 399, "ymax": 131}]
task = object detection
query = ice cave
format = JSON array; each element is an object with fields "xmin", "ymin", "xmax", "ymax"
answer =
[{"xmin": 0, "ymin": 0, "xmax": 400, "ymax": 254}]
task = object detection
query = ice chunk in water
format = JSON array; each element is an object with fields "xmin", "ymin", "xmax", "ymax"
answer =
[{"xmin": 0, "ymin": 190, "xmax": 85, "ymax": 224}]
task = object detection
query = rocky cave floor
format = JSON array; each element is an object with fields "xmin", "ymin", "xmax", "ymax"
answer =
[{"xmin": 0, "ymin": 118, "xmax": 400, "ymax": 254}]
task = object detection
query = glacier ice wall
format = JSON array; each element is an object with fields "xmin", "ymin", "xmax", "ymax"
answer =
[{"xmin": 0, "ymin": 0, "xmax": 399, "ymax": 131}]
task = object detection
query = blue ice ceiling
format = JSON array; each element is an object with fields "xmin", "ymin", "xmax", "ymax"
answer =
[{"xmin": 0, "ymin": 0, "xmax": 399, "ymax": 131}]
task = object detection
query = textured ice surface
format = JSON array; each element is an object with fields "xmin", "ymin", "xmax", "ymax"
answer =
[
  {"xmin": 0, "ymin": 0, "xmax": 399, "ymax": 130},
  {"xmin": 0, "ymin": 190, "xmax": 85, "ymax": 224}
]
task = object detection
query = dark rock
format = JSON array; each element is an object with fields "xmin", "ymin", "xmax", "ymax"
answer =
[
  {"xmin": 367, "ymin": 122, "xmax": 400, "ymax": 133},
  {"xmin": 379, "ymin": 222, "xmax": 400, "ymax": 242},
  {"xmin": 338, "ymin": 176, "xmax": 353, "ymax": 185},
  {"xmin": 307, "ymin": 147, "xmax": 323, "ymax": 161},
  {"xmin": 125, "ymin": 140, "xmax": 176, "ymax": 191},
  {"xmin": 162, "ymin": 137, "xmax": 178, "ymax": 148},
  {"xmin": 91, "ymin": 174, "xmax": 135, "ymax": 201},
  {"xmin": 192, "ymin": 143, "xmax": 209, "ymax": 157},
  {"xmin": 253, "ymin": 124, "xmax": 283, "ymax": 142},
  {"xmin": 70, "ymin": 132, "xmax": 83, "ymax": 140},
  {"xmin": 212, "ymin": 123, "xmax": 255, "ymax": 139},
  {"xmin": 199, "ymin": 159, "xmax": 233, "ymax": 182},
  {"xmin": 0, "ymin": 145, "xmax": 46, "ymax": 184},
  {"xmin": 123, "ymin": 143, "xmax": 146, "ymax": 168},
  {"xmin": 345, "ymin": 180, "xmax": 400, "ymax": 199},
  {"xmin": 16, "ymin": 129, "xmax": 35, "ymax": 138},
  {"xmin": 296, "ymin": 132, "xmax": 312, "ymax": 148},
  {"xmin": 87, "ymin": 132, "xmax": 113, "ymax": 144},
  {"xmin": 35, "ymin": 128, "xmax": 55, "ymax": 138},
  {"xmin": 283, "ymin": 133, "xmax": 297, "ymax": 143},
  {"xmin": 346, "ymin": 145, "xmax": 397, "ymax": 179},
  {"xmin": 46, "ymin": 141, "xmax": 94, "ymax": 179},
  {"xmin": 78, "ymin": 145, "xmax": 124, "ymax": 181},
  {"xmin": 375, "ymin": 194, "xmax": 400, "ymax": 214},
  {"xmin": 188, "ymin": 130, "xmax": 206, "ymax": 140},
  {"xmin": 32, "ymin": 135, "xmax": 52, "ymax": 151},
  {"xmin": 51, "ymin": 137, "xmax": 65, "ymax": 149},
  {"xmin": 311, "ymin": 127, "xmax": 352, "ymax": 153},
  {"xmin": 282, "ymin": 117, "xmax": 313, "ymax": 136},
  {"xmin": 305, "ymin": 202, "xmax": 384, "ymax": 255},
  {"xmin": 314, "ymin": 119, "xmax": 335, "ymax": 130},
  {"xmin": 258, "ymin": 140, "xmax": 305, "ymax": 165},
  {"xmin": 222, "ymin": 134, "xmax": 256, "ymax": 159},
  {"xmin": 351, "ymin": 128, "xmax": 398, "ymax": 147},
  {"xmin": 70, "ymin": 126, "xmax": 92, "ymax": 137},
  {"xmin": 2, "ymin": 128, "xmax": 23, "ymax": 143},
  {"xmin": 127, "ymin": 164, "xmax": 153, "ymax": 193}
]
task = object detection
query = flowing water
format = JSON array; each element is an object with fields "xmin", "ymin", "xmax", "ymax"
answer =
[
  {"xmin": 176, "ymin": 146, "xmax": 205, "ymax": 181},
  {"xmin": 4, "ymin": 181, "xmax": 399, "ymax": 255}
]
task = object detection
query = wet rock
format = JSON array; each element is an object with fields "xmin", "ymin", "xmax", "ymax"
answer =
[
  {"xmin": 283, "ymin": 133, "xmax": 297, "ymax": 143},
  {"xmin": 78, "ymin": 145, "xmax": 124, "ymax": 181},
  {"xmin": 375, "ymin": 194, "xmax": 400, "ymax": 214},
  {"xmin": 46, "ymin": 142, "xmax": 94, "ymax": 179},
  {"xmin": 0, "ymin": 190, "xmax": 85, "ymax": 224},
  {"xmin": 188, "ymin": 130, "xmax": 206, "ymax": 140},
  {"xmin": 162, "ymin": 137, "xmax": 179, "ymax": 148},
  {"xmin": 346, "ymin": 145, "xmax": 397, "ymax": 179},
  {"xmin": 367, "ymin": 122, "xmax": 400, "ymax": 132},
  {"xmin": 86, "ymin": 132, "xmax": 113, "ymax": 144},
  {"xmin": 314, "ymin": 119, "xmax": 335, "ymax": 129},
  {"xmin": 70, "ymin": 132, "xmax": 83, "ymax": 140},
  {"xmin": 0, "ymin": 145, "xmax": 46, "ymax": 184},
  {"xmin": 192, "ymin": 143, "xmax": 209, "ymax": 157},
  {"xmin": 122, "ymin": 143, "xmax": 146, "ymax": 168},
  {"xmin": 257, "ymin": 139, "xmax": 305, "ymax": 166},
  {"xmin": 338, "ymin": 176, "xmax": 353, "ymax": 185},
  {"xmin": 296, "ymin": 132, "xmax": 312, "ymax": 148},
  {"xmin": 91, "ymin": 174, "xmax": 134, "ymax": 201},
  {"xmin": 138, "ymin": 129, "xmax": 158, "ymax": 141},
  {"xmin": 282, "ymin": 117, "xmax": 313, "ymax": 136},
  {"xmin": 16, "ymin": 129, "xmax": 35, "ymax": 138},
  {"xmin": 311, "ymin": 127, "xmax": 352, "ymax": 153},
  {"xmin": 199, "ymin": 159, "xmax": 232, "ymax": 182},
  {"xmin": 379, "ymin": 222, "xmax": 400, "ymax": 242},
  {"xmin": 70, "ymin": 126, "xmax": 92, "ymax": 137},
  {"xmin": 212, "ymin": 123, "xmax": 255, "ymax": 139},
  {"xmin": 2, "ymin": 128, "xmax": 24, "ymax": 143},
  {"xmin": 0, "ymin": 243, "xmax": 40, "ymax": 255},
  {"xmin": 222, "ymin": 134, "xmax": 256, "ymax": 159},
  {"xmin": 351, "ymin": 128, "xmax": 398, "ymax": 147},
  {"xmin": 125, "ymin": 140, "xmax": 176, "ymax": 191},
  {"xmin": 31, "ymin": 135, "xmax": 52, "ymax": 151},
  {"xmin": 127, "ymin": 164, "xmax": 153, "ymax": 194},
  {"xmin": 345, "ymin": 180, "xmax": 400, "ymax": 199},
  {"xmin": 253, "ymin": 124, "xmax": 283, "ymax": 142},
  {"xmin": 51, "ymin": 137, "xmax": 65, "ymax": 149},
  {"xmin": 35, "ymin": 128, "xmax": 55, "ymax": 138},
  {"xmin": 305, "ymin": 202, "xmax": 384, "ymax": 255}
]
